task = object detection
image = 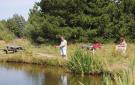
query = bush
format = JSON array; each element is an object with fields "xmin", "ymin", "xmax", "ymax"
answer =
[{"xmin": 0, "ymin": 22, "xmax": 15, "ymax": 41}]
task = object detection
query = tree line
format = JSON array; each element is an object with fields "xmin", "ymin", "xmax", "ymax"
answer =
[{"xmin": 1, "ymin": 0, "xmax": 135, "ymax": 43}]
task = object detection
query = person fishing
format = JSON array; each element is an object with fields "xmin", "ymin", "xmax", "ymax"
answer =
[{"xmin": 56, "ymin": 36, "xmax": 67, "ymax": 57}]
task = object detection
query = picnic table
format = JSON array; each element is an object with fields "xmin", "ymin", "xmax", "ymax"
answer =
[{"xmin": 3, "ymin": 45, "xmax": 24, "ymax": 54}]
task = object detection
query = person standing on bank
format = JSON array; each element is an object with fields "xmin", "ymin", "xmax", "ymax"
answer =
[
  {"xmin": 56, "ymin": 36, "xmax": 67, "ymax": 57},
  {"xmin": 115, "ymin": 37, "xmax": 127, "ymax": 54}
]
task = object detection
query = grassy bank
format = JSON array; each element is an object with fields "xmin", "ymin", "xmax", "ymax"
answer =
[
  {"xmin": 0, "ymin": 39, "xmax": 68, "ymax": 66},
  {"xmin": 0, "ymin": 39, "xmax": 134, "ymax": 70},
  {"xmin": 0, "ymin": 39, "xmax": 135, "ymax": 85},
  {"xmin": 102, "ymin": 58, "xmax": 135, "ymax": 85}
]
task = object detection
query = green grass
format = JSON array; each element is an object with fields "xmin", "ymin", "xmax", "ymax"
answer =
[
  {"xmin": 0, "ymin": 40, "xmax": 134, "ymax": 70},
  {"xmin": 68, "ymin": 49, "xmax": 104, "ymax": 75},
  {"xmin": 102, "ymin": 58, "xmax": 135, "ymax": 85},
  {"xmin": 0, "ymin": 39, "xmax": 67, "ymax": 66}
]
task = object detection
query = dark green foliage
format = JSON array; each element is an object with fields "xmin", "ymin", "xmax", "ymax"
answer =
[
  {"xmin": 6, "ymin": 14, "xmax": 26, "ymax": 38},
  {"xmin": 0, "ymin": 22, "xmax": 15, "ymax": 41},
  {"xmin": 25, "ymin": 0, "xmax": 135, "ymax": 43}
]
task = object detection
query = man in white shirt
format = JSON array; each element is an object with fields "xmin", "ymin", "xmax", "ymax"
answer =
[{"xmin": 56, "ymin": 36, "xmax": 67, "ymax": 57}]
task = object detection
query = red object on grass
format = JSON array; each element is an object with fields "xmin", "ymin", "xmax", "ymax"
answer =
[{"xmin": 92, "ymin": 42, "xmax": 102, "ymax": 49}]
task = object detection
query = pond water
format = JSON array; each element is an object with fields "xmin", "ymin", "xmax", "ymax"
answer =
[{"xmin": 0, "ymin": 63, "xmax": 103, "ymax": 85}]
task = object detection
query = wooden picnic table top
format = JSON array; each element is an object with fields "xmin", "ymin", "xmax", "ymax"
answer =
[
  {"xmin": 6, "ymin": 45, "xmax": 22, "ymax": 48},
  {"xmin": 0, "ymin": 45, "xmax": 24, "ymax": 54}
]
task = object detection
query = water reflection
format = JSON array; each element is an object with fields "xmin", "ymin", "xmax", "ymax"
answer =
[
  {"xmin": 0, "ymin": 63, "xmax": 102, "ymax": 85},
  {"xmin": 0, "ymin": 67, "xmax": 44, "ymax": 85},
  {"xmin": 60, "ymin": 75, "xmax": 67, "ymax": 85}
]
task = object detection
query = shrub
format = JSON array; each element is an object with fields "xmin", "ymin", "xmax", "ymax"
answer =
[{"xmin": 0, "ymin": 22, "xmax": 15, "ymax": 41}]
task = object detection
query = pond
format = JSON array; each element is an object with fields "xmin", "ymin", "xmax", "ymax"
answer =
[{"xmin": 0, "ymin": 63, "xmax": 103, "ymax": 85}]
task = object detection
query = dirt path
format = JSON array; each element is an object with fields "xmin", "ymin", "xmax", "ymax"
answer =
[{"xmin": 36, "ymin": 53, "xmax": 56, "ymax": 58}]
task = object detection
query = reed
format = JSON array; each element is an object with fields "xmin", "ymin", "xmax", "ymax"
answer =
[
  {"xmin": 103, "ymin": 58, "xmax": 135, "ymax": 85},
  {"xmin": 68, "ymin": 49, "xmax": 104, "ymax": 74}
]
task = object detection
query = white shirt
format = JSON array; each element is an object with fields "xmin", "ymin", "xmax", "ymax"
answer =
[{"xmin": 59, "ymin": 40, "xmax": 67, "ymax": 49}]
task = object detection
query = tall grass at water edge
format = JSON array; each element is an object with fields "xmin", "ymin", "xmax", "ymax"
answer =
[
  {"xmin": 68, "ymin": 49, "xmax": 104, "ymax": 75},
  {"xmin": 103, "ymin": 58, "xmax": 135, "ymax": 85}
]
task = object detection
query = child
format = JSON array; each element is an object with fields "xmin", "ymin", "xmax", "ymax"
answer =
[
  {"xmin": 115, "ymin": 37, "xmax": 127, "ymax": 54},
  {"xmin": 91, "ymin": 40, "xmax": 102, "ymax": 53},
  {"xmin": 81, "ymin": 40, "xmax": 102, "ymax": 54}
]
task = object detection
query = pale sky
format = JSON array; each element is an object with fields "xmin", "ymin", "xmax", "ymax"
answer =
[{"xmin": 0, "ymin": 0, "xmax": 40, "ymax": 20}]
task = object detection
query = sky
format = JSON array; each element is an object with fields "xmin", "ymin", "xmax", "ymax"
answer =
[{"xmin": 0, "ymin": 0, "xmax": 40, "ymax": 20}]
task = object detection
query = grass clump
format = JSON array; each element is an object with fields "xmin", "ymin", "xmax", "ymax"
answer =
[
  {"xmin": 68, "ymin": 49, "xmax": 104, "ymax": 74},
  {"xmin": 102, "ymin": 58, "xmax": 135, "ymax": 85}
]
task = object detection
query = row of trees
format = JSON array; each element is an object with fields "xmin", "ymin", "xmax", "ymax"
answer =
[
  {"xmin": 0, "ymin": 21, "xmax": 15, "ymax": 41},
  {"xmin": 0, "ymin": 14, "xmax": 26, "ymax": 41},
  {"xmin": 1, "ymin": 0, "xmax": 135, "ymax": 43},
  {"xmin": 25, "ymin": 0, "xmax": 135, "ymax": 43},
  {"xmin": 0, "ymin": 14, "xmax": 26, "ymax": 38}
]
